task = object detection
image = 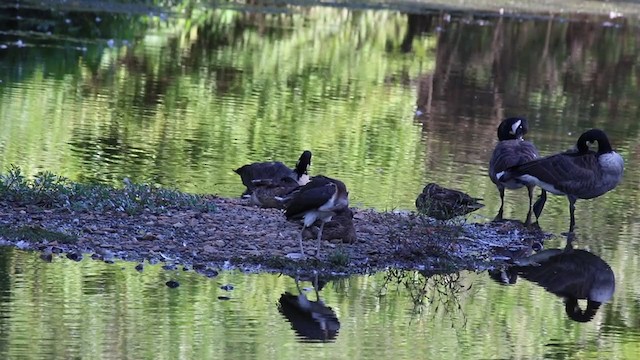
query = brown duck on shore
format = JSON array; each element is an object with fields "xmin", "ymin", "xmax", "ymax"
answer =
[
  {"xmin": 415, "ymin": 183, "xmax": 484, "ymax": 220},
  {"xmin": 305, "ymin": 207, "xmax": 357, "ymax": 244},
  {"xmin": 249, "ymin": 176, "xmax": 300, "ymax": 209},
  {"xmin": 234, "ymin": 150, "xmax": 312, "ymax": 196}
]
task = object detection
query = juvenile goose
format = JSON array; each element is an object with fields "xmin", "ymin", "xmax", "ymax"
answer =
[
  {"xmin": 489, "ymin": 117, "xmax": 546, "ymax": 225},
  {"xmin": 498, "ymin": 128, "xmax": 624, "ymax": 235},
  {"xmin": 284, "ymin": 175, "xmax": 349, "ymax": 258},
  {"xmin": 415, "ymin": 183, "xmax": 484, "ymax": 220},
  {"xmin": 234, "ymin": 150, "xmax": 312, "ymax": 196}
]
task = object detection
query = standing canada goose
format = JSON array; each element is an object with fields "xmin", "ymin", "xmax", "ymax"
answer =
[
  {"xmin": 498, "ymin": 128, "xmax": 624, "ymax": 236},
  {"xmin": 234, "ymin": 150, "xmax": 312, "ymax": 196},
  {"xmin": 284, "ymin": 175, "xmax": 349, "ymax": 258},
  {"xmin": 497, "ymin": 245, "xmax": 615, "ymax": 323},
  {"xmin": 489, "ymin": 117, "xmax": 546, "ymax": 225},
  {"xmin": 415, "ymin": 183, "xmax": 484, "ymax": 220}
]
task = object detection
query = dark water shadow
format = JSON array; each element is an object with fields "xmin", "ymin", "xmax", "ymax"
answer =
[
  {"xmin": 490, "ymin": 244, "xmax": 615, "ymax": 323},
  {"xmin": 277, "ymin": 274, "xmax": 340, "ymax": 342}
]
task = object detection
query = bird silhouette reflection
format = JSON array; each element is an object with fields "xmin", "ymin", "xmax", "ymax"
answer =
[
  {"xmin": 277, "ymin": 275, "xmax": 340, "ymax": 342},
  {"xmin": 490, "ymin": 244, "xmax": 615, "ymax": 322}
]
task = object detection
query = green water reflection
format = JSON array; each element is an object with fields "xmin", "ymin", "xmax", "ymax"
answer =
[
  {"xmin": 1, "ymin": 1, "xmax": 640, "ymax": 359},
  {"xmin": 0, "ymin": 248, "xmax": 638, "ymax": 359}
]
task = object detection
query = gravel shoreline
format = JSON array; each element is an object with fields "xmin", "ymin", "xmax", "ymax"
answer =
[{"xmin": 0, "ymin": 196, "xmax": 550, "ymax": 276}]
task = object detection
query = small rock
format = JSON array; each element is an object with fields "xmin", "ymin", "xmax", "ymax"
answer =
[
  {"xmin": 192, "ymin": 263, "xmax": 207, "ymax": 271},
  {"xmin": 203, "ymin": 245, "xmax": 216, "ymax": 254},
  {"xmin": 139, "ymin": 233, "xmax": 158, "ymax": 241},
  {"xmin": 40, "ymin": 249, "xmax": 53, "ymax": 262},
  {"xmin": 162, "ymin": 264, "xmax": 177, "ymax": 271},
  {"xmin": 220, "ymin": 284, "xmax": 234, "ymax": 291},
  {"xmin": 135, "ymin": 263, "xmax": 144, "ymax": 272},
  {"xmin": 215, "ymin": 240, "xmax": 225, "ymax": 247},
  {"xmin": 199, "ymin": 268, "xmax": 219, "ymax": 278},
  {"xmin": 172, "ymin": 222, "xmax": 185, "ymax": 228},
  {"xmin": 166, "ymin": 280, "xmax": 180, "ymax": 288},
  {"xmin": 66, "ymin": 252, "xmax": 83, "ymax": 262},
  {"xmin": 217, "ymin": 296, "xmax": 231, "ymax": 301}
]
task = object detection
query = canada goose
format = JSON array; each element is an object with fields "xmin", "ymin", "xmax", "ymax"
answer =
[
  {"xmin": 489, "ymin": 117, "xmax": 546, "ymax": 225},
  {"xmin": 493, "ymin": 246, "xmax": 615, "ymax": 323},
  {"xmin": 277, "ymin": 275, "xmax": 340, "ymax": 342},
  {"xmin": 249, "ymin": 176, "xmax": 300, "ymax": 209},
  {"xmin": 234, "ymin": 150, "xmax": 312, "ymax": 196},
  {"xmin": 498, "ymin": 128, "xmax": 624, "ymax": 235},
  {"xmin": 415, "ymin": 183, "xmax": 484, "ymax": 220},
  {"xmin": 284, "ymin": 175, "xmax": 349, "ymax": 257}
]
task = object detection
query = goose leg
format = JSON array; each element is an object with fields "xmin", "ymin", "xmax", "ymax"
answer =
[
  {"xmin": 568, "ymin": 195, "xmax": 577, "ymax": 234},
  {"xmin": 315, "ymin": 221, "xmax": 326, "ymax": 257},
  {"xmin": 533, "ymin": 189, "xmax": 547, "ymax": 221},
  {"xmin": 298, "ymin": 227, "xmax": 306, "ymax": 256},
  {"xmin": 494, "ymin": 187, "xmax": 505, "ymax": 221},
  {"xmin": 524, "ymin": 185, "xmax": 534, "ymax": 225}
]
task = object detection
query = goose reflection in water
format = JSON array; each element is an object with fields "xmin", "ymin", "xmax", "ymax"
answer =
[
  {"xmin": 277, "ymin": 275, "xmax": 340, "ymax": 342},
  {"xmin": 490, "ymin": 244, "xmax": 615, "ymax": 323}
]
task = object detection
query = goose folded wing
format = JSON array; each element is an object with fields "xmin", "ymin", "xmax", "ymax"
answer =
[
  {"xmin": 285, "ymin": 183, "xmax": 336, "ymax": 219},
  {"xmin": 506, "ymin": 153, "xmax": 600, "ymax": 194}
]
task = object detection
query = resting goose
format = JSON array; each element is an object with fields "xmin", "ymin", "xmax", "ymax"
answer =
[
  {"xmin": 283, "ymin": 175, "xmax": 349, "ymax": 258},
  {"xmin": 489, "ymin": 117, "xmax": 546, "ymax": 225},
  {"xmin": 249, "ymin": 176, "xmax": 300, "ymax": 209},
  {"xmin": 234, "ymin": 150, "xmax": 312, "ymax": 196},
  {"xmin": 498, "ymin": 128, "xmax": 624, "ymax": 235},
  {"xmin": 415, "ymin": 183, "xmax": 484, "ymax": 220}
]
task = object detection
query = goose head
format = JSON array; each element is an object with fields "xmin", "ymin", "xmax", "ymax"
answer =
[
  {"xmin": 576, "ymin": 128, "xmax": 613, "ymax": 154},
  {"xmin": 294, "ymin": 150, "xmax": 312, "ymax": 184},
  {"xmin": 497, "ymin": 117, "xmax": 529, "ymax": 141},
  {"xmin": 565, "ymin": 298, "xmax": 602, "ymax": 323}
]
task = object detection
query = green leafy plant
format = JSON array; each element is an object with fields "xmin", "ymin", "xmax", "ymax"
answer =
[{"xmin": 0, "ymin": 166, "xmax": 217, "ymax": 215}]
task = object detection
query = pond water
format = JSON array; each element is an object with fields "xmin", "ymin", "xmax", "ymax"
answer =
[{"xmin": 1, "ymin": 0, "xmax": 640, "ymax": 358}]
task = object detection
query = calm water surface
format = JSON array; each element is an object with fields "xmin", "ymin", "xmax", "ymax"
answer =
[{"xmin": 1, "ymin": 0, "xmax": 640, "ymax": 358}]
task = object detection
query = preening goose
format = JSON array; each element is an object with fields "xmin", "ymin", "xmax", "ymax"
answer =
[
  {"xmin": 283, "ymin": 175, "xmax": 349, "ymax": 258},
  {"xmin": 489, "ymin": 117, "xmax": 546, "ymax": 225},
  {"xmin": 415, "ymin": 183, "xmax": 484, "ymax": 220},
  {"xmin": 498, "ymin": 128, "xmax": 624, "ymax": 235},
  {"xmin": 234, "ymin": 150, "xmax": 312, "ymax": 196}
]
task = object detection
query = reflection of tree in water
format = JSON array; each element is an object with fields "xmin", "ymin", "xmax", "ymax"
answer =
[
  {"xmin": 379, "ymin": 269, "xmax": 469, "ymax": 324},
  {"xmin": 411, "ymin": 12, "xmax": 640, "ymax": 165}
]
